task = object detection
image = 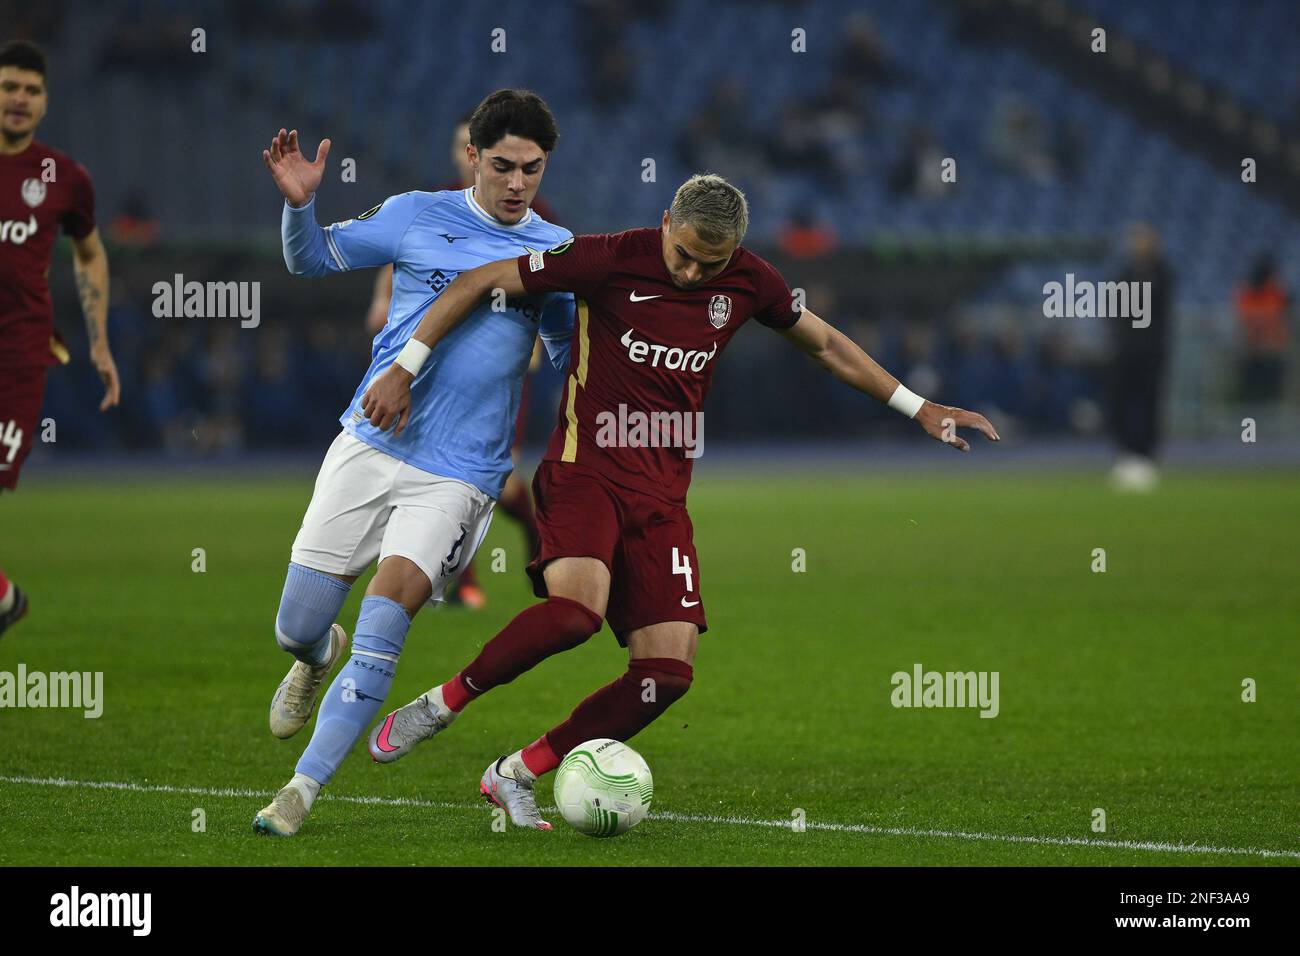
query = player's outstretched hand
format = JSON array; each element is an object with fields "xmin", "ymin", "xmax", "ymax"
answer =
[
  {"xmin": 262, "ymin": 128, "xmax": 330, "ymax": 208},
  {"xmin": 92, "ymin": 344, "xmax": 120, "ymax": 411},
  {"xmin": 361, "ymin": 363, "xmax": 415, "ymax": 435},
  {"xmin": 915, "ymin": 401, "xmax": 999, "ymax": 452}
]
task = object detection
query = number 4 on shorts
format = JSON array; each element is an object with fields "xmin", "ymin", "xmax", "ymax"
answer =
[
  {"xmin": 672, "ymin": 546, "xmax": 694, "ymax": 593},
  {"xmin": 1, "ymin": 420, "xmax": 22, "ymax": 464}
]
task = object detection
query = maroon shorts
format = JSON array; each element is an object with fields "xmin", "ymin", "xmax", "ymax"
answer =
[
  {"xmin": 0, "ymin": 363, "xmax": 47, "ymax": 491},
  {"xmin": 527, "ymin": 460, "xmax": 707, "ymax": 645}
]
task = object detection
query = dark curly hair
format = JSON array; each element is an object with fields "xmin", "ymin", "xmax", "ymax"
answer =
[{"xmin": 468, "ymin": 89, "xmax": 558, "ymax": 153}]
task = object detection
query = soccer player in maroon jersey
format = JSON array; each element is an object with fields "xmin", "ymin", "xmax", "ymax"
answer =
[
  {"xmin": 0, "ymin": 40, "xmax": 120, "ymax": 639},
  {"xmin": 360, "ymin": 173, "xmax": 997, "ymax": 828},
  {"xmin": 361, "ymin": 109, "xmax": 554, "ymax": 610}
]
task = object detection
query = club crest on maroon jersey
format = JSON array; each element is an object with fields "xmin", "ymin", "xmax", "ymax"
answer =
[
  {"xmin": 21, "ymin": 178, "xmax": 46, "ymax": 208},
  {"xmin": 707, "ymin": 294, "xmax": 732, "ymax": 329}
]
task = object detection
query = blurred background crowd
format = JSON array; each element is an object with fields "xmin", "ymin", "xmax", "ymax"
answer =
[{"xmin": 10, "ymin": 0, "xmax": 1298, "ymax": 463}]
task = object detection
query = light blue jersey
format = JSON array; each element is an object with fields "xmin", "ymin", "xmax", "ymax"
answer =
[{"xmin": 282, "ymin": 188, "xmax": 574, "ymax": 498}]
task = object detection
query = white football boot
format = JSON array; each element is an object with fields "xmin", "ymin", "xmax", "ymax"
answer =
[
  {"xmin": 480, "ymin": 754, "xmax": 552, "ymax": 830},
  {"xmin": 269, "ymin": 624, "xmax": 348, "ymax": 739},
  {"xmin": 368, "ymin": 686, "xmax": 458, "ymax": 763},
  {"xmin": 252, "ymin": 785, "xmax": 309, "ymax": 837}
]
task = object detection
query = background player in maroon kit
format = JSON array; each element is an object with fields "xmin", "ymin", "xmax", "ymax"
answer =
[
  {"xmin": 0, "ymin": 41, "xmax": 120, "ymax": 639},
  {"xmin": 361, "ymin": 109, "xmax": 554, "ymax": 609},
  {"xmin": 359, "ymin": 173, "xmax": 998, "ymax": 828}
]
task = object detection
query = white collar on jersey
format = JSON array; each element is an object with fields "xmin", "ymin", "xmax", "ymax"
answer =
[{"xmin": 464, "ymin": 186, "xmax": 534, "ymax": 230}]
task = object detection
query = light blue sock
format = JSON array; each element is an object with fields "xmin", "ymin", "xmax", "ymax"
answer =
[
  {"xmin": 296, "ymin": 596, "xmax": 411, "ymax": 786},
  {"xmin": 275, "ymin": 563, "xmax": 351, "ymax": 664}
]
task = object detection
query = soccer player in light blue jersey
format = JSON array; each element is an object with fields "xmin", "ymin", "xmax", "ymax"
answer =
[{"xmin": 252, "ymin": 90, "xmax": 573, "ymax": 836}]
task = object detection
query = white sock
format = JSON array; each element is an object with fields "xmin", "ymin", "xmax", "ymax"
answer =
[
  {"xmin": 0, "ymin": 580, "xmax": 13, "ymax": 615},
  {"xmin": 287, "ymin": 772, "xmax": 321, "ymax": 811},
  {"xmin": 427, "ymin": 685, "xmax": 453, "ymax": 715},
  {"xmin": 502, "ymin": 751, "xmax": 533, "ymax": 783}
]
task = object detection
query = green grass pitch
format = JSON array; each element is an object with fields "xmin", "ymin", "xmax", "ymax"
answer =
[{"xmin": 1, "ymin": 469, "xmax": 1296, "ymax": 866}]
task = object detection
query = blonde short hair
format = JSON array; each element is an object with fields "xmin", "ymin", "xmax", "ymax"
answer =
[{"xmin": 669, "ymin": 173, "xmax": 749, "ymax": 246}]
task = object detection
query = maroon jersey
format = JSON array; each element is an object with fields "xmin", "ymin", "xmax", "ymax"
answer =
[
  {"xmin": 0, "ymin": 142, "xmax": 95, "ymax": 366},
  {"xmin": 527, "ymin": 194, "xmax": 559, "ymax": 225},
  {"xmin": 517, "ymin": 228, "xmax": 799, "ymax": 503}
]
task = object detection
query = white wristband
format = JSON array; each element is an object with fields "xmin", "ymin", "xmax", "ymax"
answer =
[
  {"xmin": 887, "ymin": 383, "xmax": 926, "ymax": 419},
  {"xmin": 393, "ymin": 338, "xmax": 431, "ymax": 377}
]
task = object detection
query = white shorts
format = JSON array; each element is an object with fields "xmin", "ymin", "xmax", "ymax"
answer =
[{"xmin": 291, "ymin": 432, "xmax": 495, "ymax": 603}]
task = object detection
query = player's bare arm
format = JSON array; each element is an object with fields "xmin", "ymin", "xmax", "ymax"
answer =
[
  {"xmin": 780, "ymin": 308, "xmax": 999, "ymax": 452},
  {"xmin": 70, "ymin": 228, "xmax": 119, "ymax": 411},
  {"xmin": 360, "ymin": 257, "xmax": 525, "ymax": 434},
  {"xmin": 262, "ymin": 128, "xmax": 331, "ymax": 208}
]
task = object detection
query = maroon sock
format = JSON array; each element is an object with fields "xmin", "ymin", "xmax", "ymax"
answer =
[
  {"xmin": 498, "ymin": 480, "xmax": 542, "ymax": 558},
  {"xmin": 520, "ymin": 734, "xmax": 560, "ymax": 777},
  {"xmin": 526, "ymin": 658, "xmax": 694, "ymax": 775},
  {"xmin": 443, "ymin": 596, "xmax": 602, "ymax": 712}
]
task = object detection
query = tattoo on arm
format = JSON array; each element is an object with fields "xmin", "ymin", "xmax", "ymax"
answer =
[{"xmin": 74, "ymin": 265, "xmax": 103, "ymax": 346}]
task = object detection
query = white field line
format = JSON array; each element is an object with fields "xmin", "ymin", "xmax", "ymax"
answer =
[{"xmin": 1, "ymin": 773, "xmax": 1297, "ymax": 861}]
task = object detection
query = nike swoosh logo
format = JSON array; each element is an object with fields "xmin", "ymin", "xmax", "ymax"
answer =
[
  {"xmin": 629, "ymin": 291, "xmax": 662, "ymax": 302},
  {"xmin": 681, "ymin": 597, "xmax": 700, "ymax": 607},
  {"xmin": 373, "ymin": 713, "xmax": 399, "ymax": 753}
]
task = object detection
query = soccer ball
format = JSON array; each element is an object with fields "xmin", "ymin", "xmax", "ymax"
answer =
[{"xmin": 553, "ymin": 739, "xmax": 653, "ymax": 837}]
